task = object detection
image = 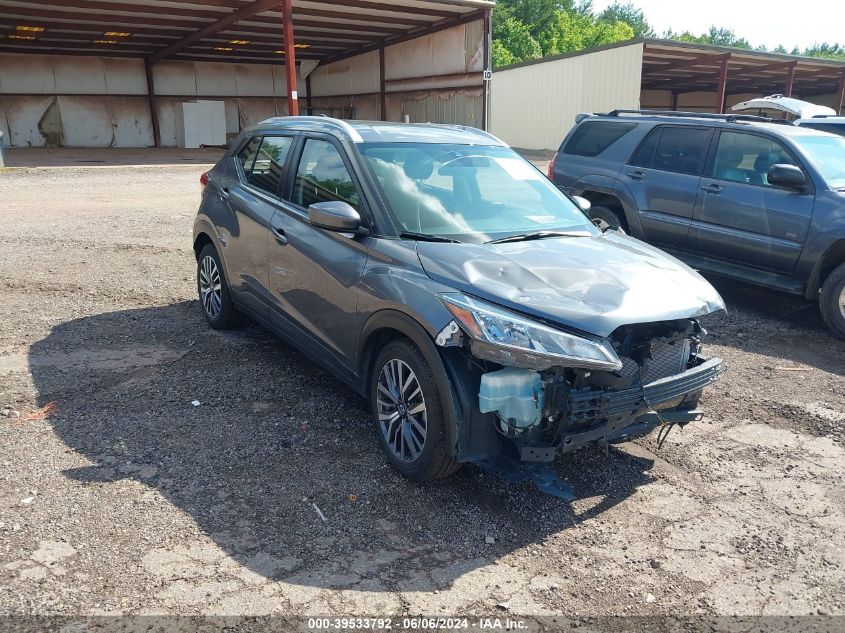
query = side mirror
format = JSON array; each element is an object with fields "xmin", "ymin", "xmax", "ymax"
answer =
[
  {"xmin": 767, "ymin": 164, "xmax": 805, "ymax": 190},
  {"xmin": 572, "ymin": 196, "xmax": 592, "ymax": 212},
  {"xmin": 308, "ymin": 201, "xmax": 361, "ymax": 232}
]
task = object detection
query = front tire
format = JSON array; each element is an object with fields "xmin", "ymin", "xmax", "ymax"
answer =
[
  {"xmin": 197, "ymin": 243, "xmax": 238, "ymax": 330},
  {"xmin": 819, "ymin": 262, "xmax": 845, "ymax": 340},
  {"xmin": 370, "ymin": 339, "xmax": 461, "ymax": 481}
]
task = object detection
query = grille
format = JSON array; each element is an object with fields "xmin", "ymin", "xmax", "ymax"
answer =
[{"xmin": 640, "ymin": 339, "xmax": 691, "ymax": 384}]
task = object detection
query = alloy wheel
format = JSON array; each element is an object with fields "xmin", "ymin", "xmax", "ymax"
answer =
[
  {"xmin": 376, "ymin": 359, "xmax": 428, "ymax": 463},
  {"xmin": 199, "ymin": 255, "xmax": 223, "ymax": 320}
]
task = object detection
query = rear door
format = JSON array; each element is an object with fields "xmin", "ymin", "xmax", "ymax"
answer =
[
  {"xmin": 222, "ymin": 134, "xmax": 296, "ymax": 316},
  {"xmin": 690, "ymin": 130, "xmax": 815, "ymax": 274},
  {"xmin": 267, "ymin": 136, "xmax": 371, "ymax": 379},
  {"xmin": 616, "ymin": 125, "xmax": 714, "ymax": 250}
]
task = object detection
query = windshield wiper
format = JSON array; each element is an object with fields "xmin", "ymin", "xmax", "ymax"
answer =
[
  {"xmin": 485, "ymin": 230, "xmax": 590, "ymax": 245},
  {"xmin": 399, "ymin": 231, "xmax": 461, "ymax": 243}
]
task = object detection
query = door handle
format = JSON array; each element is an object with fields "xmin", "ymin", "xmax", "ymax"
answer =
[
  {"xmin": 627, "ymin": 171, "xmax": 646, "ymax": 180},
  {"xmin": 701, "ymin": 184, "xmax": 724, "ymax": 194},
  {"xmin": 271, "ymin": 226, "xmax": 288, "ymax": 245},
  {"xmin": 218, "ymin": 186, "xmax": 230, "ymax": 200}
]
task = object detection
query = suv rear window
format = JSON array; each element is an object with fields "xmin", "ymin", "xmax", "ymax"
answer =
[
  {"xmin": 797, "ymin": 122, "xmax": 845, "ymax": 138},
  {"xmin": 563, "ymin": 121, "xmax": 637, "ymax": 157}
]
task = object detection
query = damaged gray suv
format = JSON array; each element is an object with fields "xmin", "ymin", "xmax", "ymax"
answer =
[{"xmin": 193, "ymin": 117, "xmax": 725, "ymax": 497}]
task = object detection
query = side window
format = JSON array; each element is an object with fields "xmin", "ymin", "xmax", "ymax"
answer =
[
  {"xmin": 629, "ymin": 128, "xmax": 660, "ymax": 168},
  {"xmin": 247, "ymin": 136, "xmax": 294, "ymax": 196},
  {"xmin": 650, "ymin": 127, "xmax": 712, "ymax": 176},
  {"xmin": 712, "ymin": 132, "xmax": 797, "ymax": 186},
  {"xmin": 238, "ymin": 136, "xmax": 261, "ymax": 177},
  {"xmin": 293, "ymin": 139, "xmax": 360, "ymax": 209},
  {"xmin": 562, "ymin": 121, "xmax": 638, "ymax": 157}
]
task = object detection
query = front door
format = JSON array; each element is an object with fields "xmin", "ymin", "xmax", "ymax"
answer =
[
  {"xmin": 616, "ymin": 125, "xmax": 714, "ymax": 251},
  {"xmin": 268, "ymin": 137, "xmax": 371, "ymax": 379},
  {"xmin": 690, "ymin": 130, "xmax": 815, "ymax": 274}
]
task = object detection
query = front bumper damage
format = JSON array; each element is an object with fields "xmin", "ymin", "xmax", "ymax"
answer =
[{"xmin": 438, "ymin": 319, "xmax": 724, "ymax": 499}]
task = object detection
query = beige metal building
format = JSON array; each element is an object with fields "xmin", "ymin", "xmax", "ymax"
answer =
[
  {"xmin": 491, "ymin": 38, "xmax": 845, "ymax": 150},
  {"xmin": 0, "ymin": 0, "xmax": 493, "ymax": 148}
]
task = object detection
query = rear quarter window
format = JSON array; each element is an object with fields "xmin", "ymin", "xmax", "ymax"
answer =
[{"xmin": 563, "ymin": 121, "xmax": 638, "ymax": 157}]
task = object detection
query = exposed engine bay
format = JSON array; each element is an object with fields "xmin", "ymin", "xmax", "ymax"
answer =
[{"xmin": 439, "ymin": 317, "xmax": 723, "ymax": 496}]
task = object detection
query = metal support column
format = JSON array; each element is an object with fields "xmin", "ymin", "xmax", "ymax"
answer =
[
  {"xmin": 379, "ymin": 47, "xmax": 387, "ymax": 121},
  {"xmin": 837, "ymin": 71, "xmax": 845, "ymax": 115},
  {"xmin": 282, "ymin": 0, "xmax": 299, "ymax": 116},
  {"xmin": 784, "ymin": 62, "xmax": 796, "ymax": 97},
  {"xmin": 715, "ymin": 59, "xmax": 729, "ymax": 114},
  {"xmin": 481, "ymin": 8, "xmax": 492, "ymax": 131},
  {"xmin": 145, "ymin": 59, "xmax": 161, "ymax": 147}
]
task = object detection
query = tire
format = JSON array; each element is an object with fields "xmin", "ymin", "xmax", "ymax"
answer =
[
  {"xmin": 819, "ymin": 262, "xmax": 845, "ymax": 340},
  {"xmin": 590, "ymin": 205, "xmax": 627, "ymax": 233},
  {"xmin": 196, "ymin": 243, "xmax": 238, "ymax": 330},
  {"xmin": 370, "ymin": 339, "xmax": 461, "ymax": 481}
]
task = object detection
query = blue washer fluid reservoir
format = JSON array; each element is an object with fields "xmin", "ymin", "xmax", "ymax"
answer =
[{"xmin": 478, "ymin": 367, "xmax": 544, "ymax": 431}]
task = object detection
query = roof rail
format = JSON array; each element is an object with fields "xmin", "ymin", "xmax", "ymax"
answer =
[{"xmin": 604, "ymin": 109, "xmax": 771, "ymax": 123}]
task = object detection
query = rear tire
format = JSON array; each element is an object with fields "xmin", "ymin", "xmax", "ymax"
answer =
[
  {"xmin": 590, "ymin": 205, "xmax": 627, "ymax": 233},
  {"xmin": 819, "ymin": 262, "xmax": 845, "ymax": 340},
  {"xmin": 370, "ymin": 339, "xmax": 461, "ymax": 481},
  {"xmin": 197, "ymin": 243, "xmax": 238, "ymax": 330}
]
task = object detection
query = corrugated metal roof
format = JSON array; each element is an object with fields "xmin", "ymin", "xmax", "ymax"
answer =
[{"xmin": 0, "ymin": 0, "xmax": 494, "ymax": 64}]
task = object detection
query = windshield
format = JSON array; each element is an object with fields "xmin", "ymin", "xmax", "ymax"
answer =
[
  {"xmin": 791, "ymin": 134, "xmax": 845, "ymax": 189},
  {"xmin": 359, "ymin": 142, "xmax": 597, "ymax": 243}
]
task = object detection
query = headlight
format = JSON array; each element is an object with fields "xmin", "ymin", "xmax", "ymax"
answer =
[{"xmin": 439, "ymin": 293, "xmax": 622, "ymax": 371}]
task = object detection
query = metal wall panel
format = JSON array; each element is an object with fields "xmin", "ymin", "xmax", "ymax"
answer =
[
  {"xmin": 491, "ymin": 44, "xmax": 644, "ymax": 150},
  {"xmin": 0, "ymin": 54, "xmax": 56, "ymax": 94},
  {"xmin": 387, "ymin": 89, "xmax": 482, "ymax": 126},
  {"xmin": 310, "ymin": 50, "xmax": 380, "ymax": 97}
]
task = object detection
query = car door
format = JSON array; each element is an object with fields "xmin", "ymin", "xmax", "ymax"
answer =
[
  {"xmin": 616, "ymin": 125, "xmax": 714, "ymax": 250},
  {"xmin": 690, "ymin": 130, "xmax": 815, "ymax": 274},
  {"xmin": 218, "ymin": 134, "xmax": 296, "ymax": 317},
  {"xmin": 267, "ymin": 136, "xmax": 371, "ymax": 379}
]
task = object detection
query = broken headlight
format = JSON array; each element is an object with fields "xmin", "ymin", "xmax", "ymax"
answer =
[{"xmin": 439, "ymin": 293, "xmax": 623, "ymax": 371}]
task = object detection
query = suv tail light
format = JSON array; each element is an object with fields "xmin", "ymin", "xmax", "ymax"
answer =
[
  {"xmin": 200, "ymin": 171, "xmax": 209, "ymax": 189},
  {"xmin": 547, "ymin": 152, "xmax": 557, "ymax": 180}
]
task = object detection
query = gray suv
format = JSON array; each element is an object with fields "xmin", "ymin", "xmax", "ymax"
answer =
[
  {"xmin": 549, "ymin": 110, "xmax": 845, "ymax": 339},
  {"xmin": 193, "ymin": 117, "xmax": 724, "ymax": 496}
]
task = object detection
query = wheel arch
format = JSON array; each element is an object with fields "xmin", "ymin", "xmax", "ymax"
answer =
[
  {"xmin": 580, "ymin": 190, "xmax": 639, "ymax": 235},
  {"xmin": 806, "ymin": 238, "xmax": 845, "ymax": 299},
  {"xmin": 357, "ymin": 309, "xmax": 460, "ymax": 458}
]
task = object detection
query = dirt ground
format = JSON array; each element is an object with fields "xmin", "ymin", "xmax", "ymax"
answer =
[{"xmin": 0, "ymin": 159, "xmax": 843, "ymax": 626}]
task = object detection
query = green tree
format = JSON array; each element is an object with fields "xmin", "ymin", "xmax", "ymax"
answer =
[
  {"xmin": 598, "ymin": 1, "xmax": 654, "ymax": 38},
  {"xmin": 803, "ymin": 43, "xmax": 845, "ymax": 60},
  {"xmin": 539, "ymin": 8, "xmax": 634, "ymax": 56},
  {"xmin": 663, "ymin": 26, "xmax": 751, "ymax": 49},
  {"xmin": 492, "ymin": 12, "xmax": 543, "ymax": 65}
]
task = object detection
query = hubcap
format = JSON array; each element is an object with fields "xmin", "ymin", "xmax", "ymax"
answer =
[
  {"xmin": 199, "ymin": 255, "xmax": 223, "ymax": 319},
  {"xmin": 376, "ymin": 359, "xmax": 427, "ymax": 463}
]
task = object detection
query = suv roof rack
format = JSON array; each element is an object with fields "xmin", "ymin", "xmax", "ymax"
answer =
[{"xmin": 603, "ymin": 109, "xmax": 771, "ymax": 123}]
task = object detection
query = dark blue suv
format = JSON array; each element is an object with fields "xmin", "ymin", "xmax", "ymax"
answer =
[{"xmin": 549, "ymin": 111, "xmax": 845, "ymax": 339}]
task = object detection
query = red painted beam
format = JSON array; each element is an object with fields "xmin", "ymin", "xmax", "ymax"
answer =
[
  {"xmin": 715, "ymin": 58, "xmax": 729, "ymax": 113},
  {"xmin": 837, "ymin": 72, "xmax": 845, "ymax": 115},
  {"xmin": 282, "ymin": 0, "xmax": 298, "ymax": 116},
  {"xmin": 147, "ymin": 0, "xmax": 283, "ymax": 64},
  {"xmin": 784, "ymin": 61, "xmax": 797, "ymax": 97}
]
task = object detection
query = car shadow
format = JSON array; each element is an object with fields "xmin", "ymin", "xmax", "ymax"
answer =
[
  {"xmin": 699, "ymin": 276, "xmax": 845, "ymax": 375},
  {"xmin": 30, "ymin": 302, "xmax": 656, "ymax": 591}
]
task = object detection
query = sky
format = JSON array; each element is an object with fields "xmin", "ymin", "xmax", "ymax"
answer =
[{"xmin": 590, "ymin": 0, "xmax": 845, "ymax": 51}]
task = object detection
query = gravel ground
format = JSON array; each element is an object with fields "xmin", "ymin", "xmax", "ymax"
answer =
[{"xmin": 0, "ymin": 163, "xmax": 843, "ymax": 624}]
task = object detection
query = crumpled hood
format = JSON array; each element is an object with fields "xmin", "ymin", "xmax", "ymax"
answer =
[{"xmin": 417, "ymin": 232, "xmax": 725, "ymax": 338}]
